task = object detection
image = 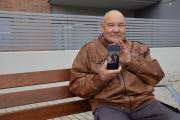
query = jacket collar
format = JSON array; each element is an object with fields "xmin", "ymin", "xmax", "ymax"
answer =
[
  {"xmin": 98, "ymin": 33, "xmax": 128, "ymax": 48},
  {"xmin": 98, "ymin": 34, "xmax": 109, "ymax": 49}
]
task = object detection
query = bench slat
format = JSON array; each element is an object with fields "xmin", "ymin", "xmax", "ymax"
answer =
[
  {"xmin": 0, "ymin": 100, "xmax": 91, "ymax": 120},
  {"xmin": 0, "ymin": 69, "xmax": 71, "ymax": 89},
  {"xmin": 0, "ymin": 86, "xmax": 76, "ymax": 109}
]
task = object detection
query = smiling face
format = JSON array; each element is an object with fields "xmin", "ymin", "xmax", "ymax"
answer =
[{"xmin": 101, "ymin": 10, "xmax": 126, "ymax": 44}]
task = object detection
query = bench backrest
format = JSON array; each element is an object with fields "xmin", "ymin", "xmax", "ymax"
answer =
[{"xmin": 0, "ymin": 69, "xmax": 91, "ymax": 120}]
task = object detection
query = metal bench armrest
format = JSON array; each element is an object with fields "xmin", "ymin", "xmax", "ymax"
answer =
[{"xmin": 154, "ymin": 84, "xmax": 180, "ymax": 106}]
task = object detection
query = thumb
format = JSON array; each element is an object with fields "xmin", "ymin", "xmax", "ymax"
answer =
[
  {"xmin": 127, "ymin": 41, "xmax": 131, "ymax": 51},
  {"xmin": 101, "ymin": 60, "xmax": 107, "ymax": 70},
  {"xmin": 113, "ymin": 65, "xmax": 122, "ymax": 74},
  {"xmin": 117, "ymin": 65, "xmax": 122, "ymax": 72}
]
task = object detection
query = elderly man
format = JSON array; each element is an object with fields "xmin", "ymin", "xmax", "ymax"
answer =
[{"xmin": 69, "ymin": 10, "xmax": 180, "ymax": 120}]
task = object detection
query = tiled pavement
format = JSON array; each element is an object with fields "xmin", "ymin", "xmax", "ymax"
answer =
[{"xmin": 0, "ymin": 72, "xmax": 180, "ymax": 120}]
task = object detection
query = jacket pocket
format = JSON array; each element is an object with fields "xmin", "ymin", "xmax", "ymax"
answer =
[{"xmin": 90, "ymin": 54, "xmax": 107, "ymax": 64}]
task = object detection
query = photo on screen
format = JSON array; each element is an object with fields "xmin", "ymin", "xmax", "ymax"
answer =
[{"xmin": 107, "ymin": 51, "xmax": 120, "ymax": 64}]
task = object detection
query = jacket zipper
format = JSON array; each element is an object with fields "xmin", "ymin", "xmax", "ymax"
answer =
[
  {"xmin": 128, "ymin": 96, "xmax": 132, "ymax": 111},
  {"xmin": 120, "ymin": 71, "xmax": 132, "ymax": 111},
  {"xmin": 120, "ymin": 71, "xmax": 126, "ymax": 96}
]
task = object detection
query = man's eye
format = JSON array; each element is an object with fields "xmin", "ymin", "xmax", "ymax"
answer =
[{"xmin": 119, "ymin": 24, "xmax": 124, "ymax": 27}]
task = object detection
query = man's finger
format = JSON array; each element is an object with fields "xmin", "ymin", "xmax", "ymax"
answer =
[
  {"xmin": 119, "ymin": 40, "xmax": 126, "ymax": 50},
  {"xmin": 113, "ymin": 41, "xmax": 120, "ymax": 45},
  {"xmin": 127, "ymin": 41, "xmax": 131, "ymax": 51},
  {"xmin": 116, "ymin": 40, "xmax": 120, "ymax": 45},
  {"xmin": 114, "ymin": 65, "xmax": 122, "ymax": 73},
  {"xmin": 101, "ymin": 60, "xmax": 107, "ymax": 70}
]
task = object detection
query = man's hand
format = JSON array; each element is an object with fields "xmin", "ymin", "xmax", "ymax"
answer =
[
  {"xmin": 114, "ymin": 40, "xmax": 131, "ymax": 66},
  {"xmin": 99, "ymin": 60, "xmax": 122, "ymax": 83}
]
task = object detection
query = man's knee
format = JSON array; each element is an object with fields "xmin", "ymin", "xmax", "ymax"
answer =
[
  {"xmin": 94, "ymin": 106, "xmax": 130, "ymax": 120},
  {"xmin": 168, "ymin": 116, "xmax": 180, "ymax": 120}
]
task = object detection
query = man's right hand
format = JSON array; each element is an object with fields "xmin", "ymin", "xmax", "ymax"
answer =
[{"xmin": 99, "ymin": 60, "xmax": 122, "ymax": 83}]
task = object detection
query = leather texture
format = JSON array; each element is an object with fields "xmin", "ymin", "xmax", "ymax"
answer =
[{"xmin": 69, "ymin": 34, "xmax": 165, "ymax": 113}]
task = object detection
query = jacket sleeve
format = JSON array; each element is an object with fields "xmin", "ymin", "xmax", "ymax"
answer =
[
  {"xmin": 125, "ymin": 44, "xmax": 165, "ymax": 86},
  {"xmin": 69, "ymin": 47, "xmax": 108, "ymax": 99}
]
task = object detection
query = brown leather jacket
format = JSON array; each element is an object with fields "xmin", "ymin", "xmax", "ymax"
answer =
[{"xmin": 69, "ymin": 34, "xmax": 165, "ymax": 113}]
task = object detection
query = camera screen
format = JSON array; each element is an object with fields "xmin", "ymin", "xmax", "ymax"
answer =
[{"xmin": 107, "ymin": 51, "xmax": 120, "ymax": 64}]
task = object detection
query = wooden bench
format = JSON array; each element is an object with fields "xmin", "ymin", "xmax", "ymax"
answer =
[
  {"xmin": 0, "ymin": 69, "xmax": 91, "ymax": 120},
  {"xmin": 0, "ymin": 69, "xmax": 180, "ymax": 120}
]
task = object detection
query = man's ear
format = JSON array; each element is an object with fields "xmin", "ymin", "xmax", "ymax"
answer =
[
  {"xmin": 101, "ymin": 23, "xmax": 104, "ymax": 33},
  {"xmin": 124, "ymin": 23, "xmax": 127, "ymax": 33}
]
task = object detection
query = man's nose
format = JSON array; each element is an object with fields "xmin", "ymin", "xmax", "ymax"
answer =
[{"xmin": 113, "ymin": 26, "xmax": 120, "ymax": 32}]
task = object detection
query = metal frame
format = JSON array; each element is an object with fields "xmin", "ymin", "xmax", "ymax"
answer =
[
  {"xmin": 154, "ymin": 84, "xmax": 180, "ymax": 106},
  {"xmin": 0, "ymin": 10, "xmax": 180, "ymax": 51}
]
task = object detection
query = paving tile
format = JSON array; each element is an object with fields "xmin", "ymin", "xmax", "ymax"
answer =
[
  {"xmin": 41, "ymin": 102, "xmax": 50, "ymax": 106},
  {"xmin": 30, "ymin": 103, "xmax": 38, "ymax": 108},
  {"xmin": 71, "ymin": 118, "xmax": 79, "ymax": 120},
  {"xmin": 6, "ymin": 107, "xmax": 14, "ymax": 113},
  {"xmin": 0, "ymin": 109, "xmax": 7, "ymax": 114},
  {"xmin": 19, "ymin": 105, "xmax": 26, "ymax": 110},
  {"xmin": 60, "ymin": 116, "xmax": 70, "ymax": 120},
  {"xmin": 52, "ymin": 100, "xmax": 59, "ymax": 104},
  {"xmin": 73, "ymin": 97, "xmax": 82, "ymax": 100},
  {"xmin": 47, "ymin": 101, "xmax": 54, "ymax": 105},
  {"xmin": 56, "ymin": 100, "xmax": 64, "ymax": 103},
  {"xmin": 67, "ymin": 115, "xmax": 76, "ymax": 119},
  {"xmin": 66, "ymin": 98, "xmax": 74, "ymax": 102},
  {"xmin": 74, "ymin": 114, "xmax": 85, "ymax": 119},
  {"xmin": 85, "ymin": 111, "xmax": 93, "ymax": 116},
  {"xmin": 24, "ymin": 104, "xmax": 33, "ymax": 109},
  {"xmin": 12, "ymin": 106, "xmax": 20, "ymax": 111},
  {"xmin": 79, "ymin": 112, "xmax": 87, "ymax": 116},
  {"xmin": 36, "ymin": 103, "xmax": 44, "ymax": 107},
  {"xmin": 53, "ymin": 117, "xmax": 61, "ymax": 120},
  {"xmin": 83, "ymin": 115, "xmax": 94, "ymax": 119},
  {"xmin": 61, "ymin": 99, "xmax": 70, "ymax": 102}
]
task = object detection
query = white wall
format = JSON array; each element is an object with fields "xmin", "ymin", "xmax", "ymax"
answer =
[
  {"xmin": 0, "ymin": 50, "xmax": 79, "ymax": 75},
  {"xmin": 150, "ymin": 47, "xmax": 180, "ymax": 73},
  {"xmin": 0, "ymin": 47, "xmax": 180, "ymax": 75}
]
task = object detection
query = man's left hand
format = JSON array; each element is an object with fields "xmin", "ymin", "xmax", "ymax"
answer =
[{"xmin": 113, "ymin": 40, "xmax": 131, "ymax": 67}]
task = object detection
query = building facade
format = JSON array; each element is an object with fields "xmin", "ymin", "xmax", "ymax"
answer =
[
  {"xmin": 0, "ymin": 0, "xmax": 51, "ymax": 13},
  {"xmin": 0, "ymin": 0, "xmax": 179, "ymax": 20}
]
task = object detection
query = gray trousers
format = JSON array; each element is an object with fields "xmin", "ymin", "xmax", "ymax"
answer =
[{"xmin": 94, "ymin": 100, "xmax": 180, "ymax": 120}]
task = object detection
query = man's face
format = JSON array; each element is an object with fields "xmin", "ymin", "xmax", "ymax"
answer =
[{"xmin": 101, "ymin": 13, "xmax": 126, "ymax": 44}]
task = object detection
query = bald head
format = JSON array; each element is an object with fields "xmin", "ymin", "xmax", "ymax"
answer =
[
  {"xmin": 101, "ymin": 10, "xmax": 126, "ymax": 43},
  {"xmin": 103, "ymin": 10, "xmax": 125, "ymax": 24}
]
